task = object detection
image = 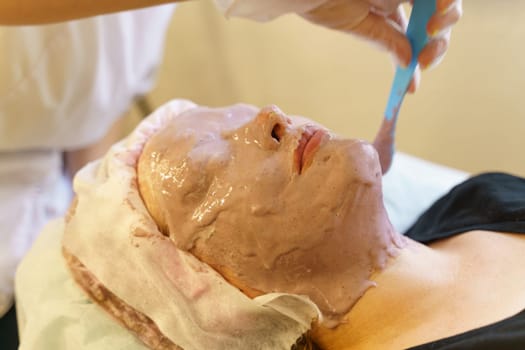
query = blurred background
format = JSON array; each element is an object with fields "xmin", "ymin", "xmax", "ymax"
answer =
[{"xmin": 132, "ymin": 0, "xmax": 525, "ymax": 176}]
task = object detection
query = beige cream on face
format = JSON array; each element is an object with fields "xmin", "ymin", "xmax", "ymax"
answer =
[{"xmin": 138, "ymin": 104, "xmax": 404, "ymax": 326}]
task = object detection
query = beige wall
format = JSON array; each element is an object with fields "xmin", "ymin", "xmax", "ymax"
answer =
[{"xmin": 148, "ymin": 0, "xmax": 525, "ymax": 176}]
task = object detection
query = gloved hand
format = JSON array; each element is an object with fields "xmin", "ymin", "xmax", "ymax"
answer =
[{"xmin": 300, "ymin": 0, "xmax": 462, "ymax": 92}]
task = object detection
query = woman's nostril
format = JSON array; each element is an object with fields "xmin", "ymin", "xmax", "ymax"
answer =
[{"xmin": 271, "ymin": 124, "xmax": 284, "ymax": 142}]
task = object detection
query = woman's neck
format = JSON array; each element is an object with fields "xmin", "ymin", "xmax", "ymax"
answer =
[
  {"xmin": 312, "ymin": 231, "xmax": 525, "ymax": 349},
  {"xmin": 304, "ymin": 186, "xmax": 407, "ymax": 327},
  {"xmin": 311, "ymin": 238, "xmax": 459, "ymax": 348}
]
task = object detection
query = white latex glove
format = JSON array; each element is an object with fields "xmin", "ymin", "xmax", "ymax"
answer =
[{"xmin": 300, "ymin": 0, "xmax": 463, "ymax": 92}]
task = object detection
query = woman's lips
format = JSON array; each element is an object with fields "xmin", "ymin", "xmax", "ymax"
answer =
[{"xmin": 294, "ymin": 126, "xmax": 327, "ymax": 174}]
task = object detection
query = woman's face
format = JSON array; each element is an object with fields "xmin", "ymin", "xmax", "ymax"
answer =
[{"xmin": 138, "ymin": 104, "xmax": 392, "ymax": 323}]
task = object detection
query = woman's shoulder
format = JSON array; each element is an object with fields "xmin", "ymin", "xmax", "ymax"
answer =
[
  {"xmin": 404, "ymin": 172, "xmax": 525, "ymax": 243},
  {"xmin": 408, "ymin": 230, "xmax": 525, "ymax": 350}
]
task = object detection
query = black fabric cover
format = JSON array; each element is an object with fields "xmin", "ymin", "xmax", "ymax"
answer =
[
  {"xmin": 0, "ymin": 305, "xmax": 19, "ymax": 350},
  {"xmin": 404, "ymin": 172, "xmax": 525, "ymax": 349}
]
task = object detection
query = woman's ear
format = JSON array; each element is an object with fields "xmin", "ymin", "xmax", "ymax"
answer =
[{"xmin": 136, "ymin": 143, "xmax": 169, "ymax": 236}]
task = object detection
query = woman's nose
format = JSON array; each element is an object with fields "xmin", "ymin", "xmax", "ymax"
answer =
[{"xmin": 254, "ymin": 106, "xmax": 291, "ymax": 148}]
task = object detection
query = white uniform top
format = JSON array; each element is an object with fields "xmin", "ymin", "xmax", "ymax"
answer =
[
  {"xmin": 0, "ymin": 5, "xmax": 175, "ymax": 316},
  {"xmin": 0, "ymin": 5, "xmax": 175, "ymax": 151}
]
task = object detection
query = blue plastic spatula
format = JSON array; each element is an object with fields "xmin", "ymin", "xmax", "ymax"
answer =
[{"xmin": 374, "ymin": 0, "xmax": 436, "ymax": 174}]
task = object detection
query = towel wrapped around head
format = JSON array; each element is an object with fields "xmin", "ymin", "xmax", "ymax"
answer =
[{"xmin": 62, "ymin": 99, "xmax": 321, "ymax": 350}]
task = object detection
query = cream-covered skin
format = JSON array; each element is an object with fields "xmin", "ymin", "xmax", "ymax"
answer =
[{"xmin": 138, "ymin": 104, "xmax": 405, "ymax": 326}]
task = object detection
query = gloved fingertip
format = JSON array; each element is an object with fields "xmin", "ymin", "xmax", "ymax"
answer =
[
  {"xmin": 394, "ymin": 36, "xmax": 412, "ymax": 68},
  {"xmin": 418, "ymin": 56, "xmax": 431, "ymax": 70},
  {"xmin": 426, "ymin": 16, "xmax": 442, "ymax": 38},
  {"xmin": 426, "ymin": 23, "xmax": 439, "ymax": 38},
  {"xmin": 400, "ymin": 49, "xmax": 412, "ymax": 68},
  {"xmin": 393, "ymin": 53, "xmax": 410, "ymax": 69},
  {"xmin": 437, "ymin": 0, "xmax": 454, "ymax": 14},
  {"xmin": 408, "ymin": 74, "xmax": 419, "ymax": 94},
  {"xmin": 420, "ymin": 54, "xmax": 445, "ymax": 71},
  {"xmin": 407, "ymin": 82, "xmax": 416, "ymax": 94},
  {"xmin": 419, "ymin": 38, "xmax": 448, "ymax": 70},
  {"xmin": 418, "ymin": 50, "xmax": 432, "ymax": 70}
]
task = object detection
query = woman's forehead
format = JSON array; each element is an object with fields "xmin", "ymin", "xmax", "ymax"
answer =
[
  {"xmin": 171, "ymin": 104, "xmax": 320, "ymax": 136},
  {"xmin": 173, "ymin": 104, "xmax": 257, "ymax": 135}
]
